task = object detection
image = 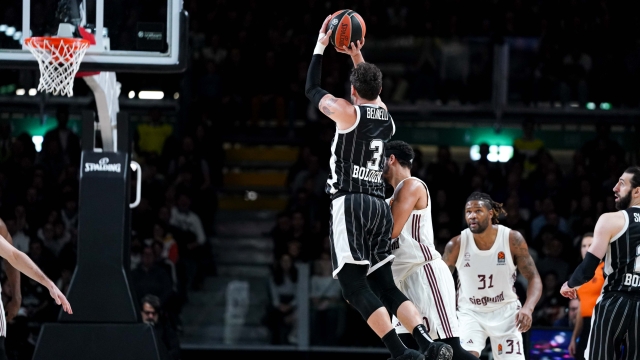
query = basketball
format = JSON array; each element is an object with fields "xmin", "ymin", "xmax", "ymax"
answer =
[{"xmin": 327, "ymin": 9, "xmax": 366, "ymax": 49}]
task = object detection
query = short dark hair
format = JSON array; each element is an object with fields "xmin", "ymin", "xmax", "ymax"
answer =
[
  {"xmin": 141, "ymin": 294, "xmax": 161, "ymax": 311},
  {"xmin": 350, "ymin": 62, "xmax": 382, "ymax": 100},
  {"xmin": 582, "ymin": 232, "xmax": 594, "ymax": 239},
  {"xmin": 385, "ymin": 141, "xmax": 414, "ymax": 169},
  {"xmin": 466, "ymin": 192, "xmax": 506, "ymax": 224},
  {"xmin": 624, "ymin": 166, "xmax": 640, "ymax": 188}
]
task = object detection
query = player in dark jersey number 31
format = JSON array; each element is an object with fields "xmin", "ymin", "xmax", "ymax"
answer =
[
  {"xmin": 561, "ymin": 166, "xmax": 640, "ymax": 360},
  {"xmin": 304, "ymin": 16, "xmax": 452, "ymax": 360}
]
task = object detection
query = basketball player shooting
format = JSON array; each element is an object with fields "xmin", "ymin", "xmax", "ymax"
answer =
[
  {"xmin": 0, "ymin": 225, "xmax": 71, "ymax": 358},
  {"xmin": 305, "ymin": 15, "xmax": 452, "ymax": 360},
  {"xmin": 442, "ymin": 193, "xmax": 542, "ymax": 359},
  {"xmin": 381, "ymin": 141, "xmax": 477, "ymax": 360},
  {"xmin": 560, "ymin": 167, "xmax": 640, "ymax": 360}
]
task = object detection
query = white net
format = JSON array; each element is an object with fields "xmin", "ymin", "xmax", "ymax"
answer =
[{"xmin": 24, "ymin": 37, "xmax": 90, "ymax": 97}]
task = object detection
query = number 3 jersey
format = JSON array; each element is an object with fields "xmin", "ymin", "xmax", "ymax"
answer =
[
  {"xmin": 455, "ymin": 225, "xmax": 519, "ymax": 312},
  {"xmin": 326, "ymin": 104, "xmax": 395, "ymax": 199},
  {"xmin": 602, "ymin": 206, "xmax": 640, "ymax": 294}
]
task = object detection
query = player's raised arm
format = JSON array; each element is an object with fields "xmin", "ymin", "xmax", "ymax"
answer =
[
  {"xmin": 336, "ymin": 39, "xmax": 366, "ymax": 66},
  {"xmin": 509, "ymin": 230, "xmax": 542, "ymax": 333},
  {"xmin": 561, "ymin": 211, "xmax": 624, "ymax": 299},
  {"xmin": 442, "ymin": 236, "xmax": 461, "ymax": 274},
  {"xmin": 0, "ymin": 233, "xmax": 72, "ymax": 314},
  {"xmin": 334, "ymin": 39, "xmax": 388, "ymax": 110},
  {"xmin": 305, "ymin": 15, "xmax": 357, "ymax": 130},
  {"xmin": 390, "ymin": 179, "xmax": 423, "ymax": 239},
  {"xmin": 0, "ymin": 218, "xmax": 21, "ymax": 322}
]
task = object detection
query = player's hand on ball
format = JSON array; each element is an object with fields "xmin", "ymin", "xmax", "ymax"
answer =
[
  {"xmin": 560, "ymin": 281, "xmax": 577, "ymax": 299},
  {"xmin": 336, "ymin": 39, "xmax": 365, "ymax": 55},
  {"xmin": 515, "ymin": 307, "xmax": 533, "ymax": 333},
  {"xmin": 318, "ymin": 15, "xmax": 333, "ymax": 46},
  {"xmin": 48, "ymin": 283, "xmax": 73, "ymax": 314}
]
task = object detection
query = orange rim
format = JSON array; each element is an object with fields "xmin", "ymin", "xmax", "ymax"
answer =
[{"xmin": 24, "ymin": 37, "xmax": 90, "ymax": 49}]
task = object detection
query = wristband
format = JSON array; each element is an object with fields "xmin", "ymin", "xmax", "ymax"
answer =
[{"xmin": 314, "ymin": 33, "xmax": 327, "ymax": 55}]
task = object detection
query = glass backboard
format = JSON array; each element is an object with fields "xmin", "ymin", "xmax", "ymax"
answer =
[{"xmin": 0, "ymin": 0, "xmax": 187, "ymax": 72}]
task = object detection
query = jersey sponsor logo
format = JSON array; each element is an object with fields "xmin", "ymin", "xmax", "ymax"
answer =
[
  {"xmin": 85, "ymin": 157, "xmax": 122, "ymax": 173},
  {"xmin": 464, "ymin": 252, "xmax": 471, "ymax": 261},
  {"xmin": 469, "ymin": 291, "xmax": 505, "ymax": 306},
  {"xmin": 498, "ymin": 344, "xmax": 503, "ymax": 355},
  {"xmin": 366, "ymin": 107, "xmax": 389, "ymax": 120},
  {"xmin": 464, "ymin": 262, "xmax": 470, "ymax": 267},
  {"xmin": 352, "ymin": 165, "xmax": 383, "ymax": 183},
  {"xmin": 623, "ymin": 273, "xmax": 640, "ymax": 287},
  {"xmin": 467, "ymin": 339, "xmax": 473, "ymax": 344},
  {"xmin": 497, "ymin": 251, "xmax": 506, "ymax": 265},
  {"xmin": 634, "ymin": 213, "xmax": 640, "ymax": 222}
]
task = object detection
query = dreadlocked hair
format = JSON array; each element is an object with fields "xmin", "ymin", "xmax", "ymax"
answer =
[{"xmin": 466, "ymin": 192, "xmax": 507, "ymax": 224}]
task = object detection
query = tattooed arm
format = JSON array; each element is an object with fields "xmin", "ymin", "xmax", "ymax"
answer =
[
  {"xmin": 510, "ymin": 230, "xmax": 542, "ymax": 333},
  {"xmin": 314, "ymin": 95, "xmax": 357, "ymax": 130},
  {"xmin": 442, "ymin": 235, "xmax": 461, "ymax": 274}
]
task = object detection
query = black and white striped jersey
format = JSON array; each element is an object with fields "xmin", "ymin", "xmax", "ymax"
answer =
[
  {"xmin": 602, "ymin": 206, "xmax": 640, "ymax": 294},
  {"xmin": 326, "ymin": 104, "xmax": 395, "ymax": 199}
]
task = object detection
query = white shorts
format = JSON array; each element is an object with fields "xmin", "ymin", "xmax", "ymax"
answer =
[
  {"xmin": 458, "ymin": 301, "xmax": 524, "ymax": 359},
  {"xmin": 391, "ymin": 259, "xmax": 459, "ymax": 340}
]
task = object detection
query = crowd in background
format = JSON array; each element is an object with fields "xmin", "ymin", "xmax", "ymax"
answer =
[
  {"xmin": 181, "ymin": 0, "xmax": 640, "ymax": 123},
  {"xmin": 0, "ymin": 0, "xmax": 637, "ymax": 354},
  {"xmin": 266, "ymin": 117, "xmax": 629, "ymax": 346},
  {"xmin": 0, "ymin": 104, "xmax": 222, "ymax": 359}
]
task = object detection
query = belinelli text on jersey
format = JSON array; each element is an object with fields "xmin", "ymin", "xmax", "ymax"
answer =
[{"xmin": 366, "ymin": 107, "xmax": 389, "ymax": 120}]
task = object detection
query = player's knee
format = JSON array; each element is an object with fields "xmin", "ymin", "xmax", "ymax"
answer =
[
  {"xmin": 368, "ymin": 263, "xmax": 409, "ymax": 315},
  {"xmin": 378, "ymin": 286, "xmax": 409, "ymax": 315},
  {"xmin": 337, "ymin": 264, "xmax": 382, "ymax": 320}
]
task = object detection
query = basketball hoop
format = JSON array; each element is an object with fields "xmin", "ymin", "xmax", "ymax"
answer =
[{"xmin": 24, "ymin": 36, "xmax": 90, "ymax": 97}]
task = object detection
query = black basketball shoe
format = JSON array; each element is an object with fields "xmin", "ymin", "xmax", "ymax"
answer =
[
  {"xmin": 424, "ymin": 342, "xmax": 453, "ymax": 360},
  {"xmin": 390, "ymin": 349, "xmax": 425, "ymax": 360}
]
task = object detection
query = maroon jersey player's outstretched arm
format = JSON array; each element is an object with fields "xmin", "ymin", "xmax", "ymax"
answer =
[
  {"xmin": 0, "ymin": 233, "xmax": 72, "ymax": 314},
  {"xmin": 509, "ymin": 230, "xmax": 542, "ymax": 333},
  {"xmin": 442, "ymin": 235, "xmax": 462, "ymax": 274}
]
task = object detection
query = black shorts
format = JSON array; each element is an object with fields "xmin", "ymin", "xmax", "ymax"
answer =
[
  {"xmin": 575, "ymin": 316, "xmax": 591, "ymax": 360},
  {"xmin": 0, "ymin": 336, "xmax": 6, "ymax": 360},
  {"xmin": 329, "ymin": 193, "xmax": 394, "ymax": 278},
  {"xmin": 586, "ymin": 292, "xmax": 640, "ymax": 360}
]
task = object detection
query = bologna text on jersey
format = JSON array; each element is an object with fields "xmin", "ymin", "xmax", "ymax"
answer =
[
  {"xmin": 603, "ymin": 206, "xmax": 640, "ymax": 293},
  {"xmin": 326, "ymin": 105, "xmax": 395, "ymax": 199}
]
